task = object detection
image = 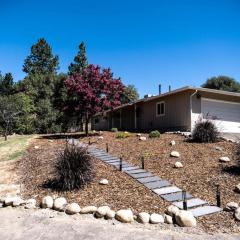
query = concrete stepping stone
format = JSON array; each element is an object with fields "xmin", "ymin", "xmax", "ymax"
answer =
[
  {"xmin": 128, "ymin": 172, "xmax": 153, "ymax": 178},
  {"xmin": 136, "ymin": 176, "xmax": 162, "ymax": 184},
  {"xmin": 144, "ymin": 180, "xmax": 171, "ymax": 190},
  {"xmin": 173, "ymin": 198, "xmax": 208, "ymax": 209},
  {"xmin": 122, "ymin": 166, "xmax": 139, "ymax": 171},
  {"xmin": 161, "ymin": 192, "xmax": 193, "ymax": 202},
  {"xmin": 126, "ymin": 169, "xmax": 147, "ymax": 174},
  {"xmin": 100, "ymin": 157, "xmax": 119, "ymax": 161},
  {"xmin": 189, "ymin": 206, "xmax": 222, "ymax": 217},
  {"xmin": 153, "ymin": 186, "xmax": 182, "ymax": 195}
]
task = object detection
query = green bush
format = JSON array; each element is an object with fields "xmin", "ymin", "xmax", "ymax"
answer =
[
  {"xmin": 111, "ymin": 128, "xmax": 118, "ymax": 132},
  {"xmin": 116, "ymin": 132, "xmax": 130, "ymax": 138},
  {"xmin": 149, "ymin": 130, "xmax": 161, "ymax": 138},
  {"xmin": 192, "ymin": 120, "xmax": 219, "ymax": 143},
  {"xmin": 55, "ymin": 145, "xmax": 94, "ymax": 190}
]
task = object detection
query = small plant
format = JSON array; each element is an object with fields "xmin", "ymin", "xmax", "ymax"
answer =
[
  {"xmin": 116, "ymin": 132, "xmax": 130, "ymax": 138},
  {"xmin": 111, "ymin": 128, "xmax": 118, "ymax": 132},
  {"xmin": 192, "ymin": 120, "xmax": 219, "ymax": 143},
  {"xmin": 149, "ymin": 130, "xmax": 161, "ymax": 138},
  {"xmin": 55, "ymin": 145, "xmax": 94, "ymax": 191}
]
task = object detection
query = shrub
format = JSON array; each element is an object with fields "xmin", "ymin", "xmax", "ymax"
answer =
[
  {"xmin": 55, "ymin": 145, "xmax": 94, "ymax": 190},
  {"xmin": 111, "ymin": 128, "xmax": 118, "ymax": 132},
  {"xmin": 192, "ymin": 120, "xmax": 219, "ymax": 143},
  {"xmin": 116, "ymin": 132, "xmax": 130, "ymax": 138},
  {"xmin": 149, "ymin": 130, "xmax": 161, "ymax": 138}
]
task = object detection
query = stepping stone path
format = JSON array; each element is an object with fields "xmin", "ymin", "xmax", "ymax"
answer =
[{"xmin": 69, "ymin": 139, "xmax": 222, "ymax": 218}]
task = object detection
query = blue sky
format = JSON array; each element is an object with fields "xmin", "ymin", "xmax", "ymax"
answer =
[{"xmin": 0, "ymin": 0, "xmax": 240, "ymax": 97}]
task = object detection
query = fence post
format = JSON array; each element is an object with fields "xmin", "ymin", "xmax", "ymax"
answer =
[
  {"xmin": 88, "ymin": 137, "xmax": 91, "ymax": 145},
  {"xmin": 106, "ymin": 143, "xmax": 109, "ymax": 153}
]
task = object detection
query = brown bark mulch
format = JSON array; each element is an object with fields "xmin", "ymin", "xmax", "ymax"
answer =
[{"xmin": 80, "ymin": 132, "xmax": 240, "ymax": 234}]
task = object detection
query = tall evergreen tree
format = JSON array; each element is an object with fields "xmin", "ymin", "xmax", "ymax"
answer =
[
  {"xmin": 68, "ymin": 42, "xmax": 88, "ymax": 75},
  {"xmin": 23, "ymin": 38, "xmax": 59, "ymax": 75},
  {"xmin": 0, "ymin": 72, "xmax": 15, "ymax": 95}
]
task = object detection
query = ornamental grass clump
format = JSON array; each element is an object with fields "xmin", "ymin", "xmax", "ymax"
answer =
[
  {"xmin": 149, "ymin": 130, "xmax": 161, "ymax": 138},
  {"xmin": 116, "ymin": 132, "xmax": 130, "ymax": 138},
  {"xmin": 55, "ymin": 145, "xmax": 94, "ymax": 191},
  {"xmin": 192, "ymin": 120, "xmax": 219, "ymax": 143}
]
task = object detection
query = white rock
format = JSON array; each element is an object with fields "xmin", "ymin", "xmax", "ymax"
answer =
[
  {"xmin": 65, "ymin": 203, "xmax": 81, "ymax": 215},
  {"xmin": 174, "ymin": 161, "xmax": 183, "ymax": 168},
  {"xmin": 0, "ymin": 196, "xmax": 6, "ymax": 203},
  {"xmin": 12, "ymin": 197, "xmax": 25, "ymax": 207},
  {"xmin": 53, "ymin": 197, "xmax": 67, "ymax": 211},
  {"xmin": 98, "ymin": 136, "xmax": 104, "ymax": 140},
  {"xmin": 105, "ymin": 209, "xmax": 116, "ymax": 219},
  {"xmin": 34, "ymin": 146, "xmax": 39, "ymax": 149},
  {"xmin": 99, "ymin": 179, "xmax": 109, "ymax": 185},
  {"xmin": 139, "ymin": 136, "xmax": 147, "ymax": 141},
  {"xmin": 164, "ymin": 214, "xmax": 173, "ymax": 224},
  {"xmin": 215, "ymin": 146, "xmax": 223, "ymax": 151},
  {"xmin": 0, "ymin": 203, "xmax": 3, "ymax": 208},
  {"xmin": 170, "ymin": 140, "xmax": 176, "ymax": 146},
  {"xmin": 175, "ymin": 210, "xmax": 197, "ymax": 227},
  {"xmin": 4, "ymin": 196, "xmax": 17, "ymax": 206},
  {"xmin": 219, "ymin": 156, "xmax": 230, "ymax": 162},
  {"xmin": 225, "ymin": 202, "xmax": 239, "ymax": 212},
  {"xmin": 136, "ymin": 133, "xmax": 142, "ymax": 137},
  {"xmin": 170, "ymin": 151, "xmax": 180, "ymax": 158},
  {"xmin": 166, "ymin": 205, "xmax": 180, "ymax": 217},
  {"xmin": 137, "ymin": 212, "xmax": 150, "ymax": 224},
  {"xmin": 80, "ymin": 206, "xmax": 97, "ymax": 214},
  {"xmin": 234, "ymin": 207, "xmax": 240, "ymax": 221},
  {"xmin": 95, "ymin": 206, "xmax": 111, "ymax": 218},
  {"xmin": 41, "ymin": 196, "xmax": 54, "ymax": 209},
  {"xmin": 25, "ymin": 199, "xmax": 36, "ymax": 209},
  {"xmin": 235, "ymin": 183, "xmax": 240, "ymax": 193},
  {"xmin": 150, "ymin": 213, "xmax": 164, "ymax": 224},
  {"xmin": 115, "ymin": 209, "xmax": 134, "ymax": 223}
]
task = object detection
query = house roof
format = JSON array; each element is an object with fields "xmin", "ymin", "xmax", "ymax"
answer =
[{"xmin": 95, "ymin": 86, "xmax": 240, "ymax": 116}]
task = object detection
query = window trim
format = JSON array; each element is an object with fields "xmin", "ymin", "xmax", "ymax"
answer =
[{"xmin": 156, "ymin": 101, "xmax": 165, "ymax": 117}]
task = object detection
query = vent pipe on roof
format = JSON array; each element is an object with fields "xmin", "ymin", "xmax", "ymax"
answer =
[
  {"xmin": 169, "ymin": 85, "xmax": 171, "ymax": 92},
  {"xmin": 159, "ymin": 84, "xmax": 162, "ymax": 95}
]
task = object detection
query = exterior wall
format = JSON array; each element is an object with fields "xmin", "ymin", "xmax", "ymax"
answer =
[
  {"xmin": 91, "ymin": 115, "xmax": 109, "ymax": 131},
  {"xmin": 136, "ymin": 91, "xmax": 191, "ymax": 131}
]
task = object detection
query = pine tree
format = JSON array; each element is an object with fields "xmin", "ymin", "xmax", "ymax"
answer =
[
  {"xmin": 0, "ymin": 72, "xmax": 15, "ymax": 95},
  {"xmin": 23, "ymin": 38, "xmax": 59, "ymax": 75},
  {"xmin": 68, "ymin": 42, "xmax": 88, "ymax": 75}
]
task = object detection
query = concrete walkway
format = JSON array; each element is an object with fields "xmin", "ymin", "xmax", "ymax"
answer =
[{"xmin": 0, "ymin": 208, "xmax": 238, "ymax": 240}]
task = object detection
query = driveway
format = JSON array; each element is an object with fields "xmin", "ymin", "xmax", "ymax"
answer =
[
  {"xmin": 221, "ymin": 133, "xmax": 240, "ymax": 142},
  {"xmin": 0, "ymin": 208, "xmax": 238, "ymax": 240}
]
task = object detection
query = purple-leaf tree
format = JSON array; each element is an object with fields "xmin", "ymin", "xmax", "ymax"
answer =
[{"xmin": 64, "ymin": 64, "xmax": 125, "ymax": 135}]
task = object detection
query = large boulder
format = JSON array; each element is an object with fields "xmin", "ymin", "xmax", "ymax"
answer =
[
  {"xmin": 219, "ymin": 157, "xmax": 230, "ymax": 162},
  {"xmin": 225, "ymin": 202, "xmax": 239, "ymax": 212},
  {"xmin": 41, "ymin": 196, "xmax": 54, "ymax": 209},
  {"xmin": 139, "ymin": 136, "xmax": 147, "ymax": 141},
  {"xmin": 234, "ymin": 207, "xmax": 240, "ymax": 221},
  {"xmin": 137, "ymin": 212, "xmax": 150, "ymax": 224},
  {"xmin": 115, "ymin": 209, "xmax": 134, "ymax": 223},
  {"xmin": 53, "ymin": 197, "xmax": 67, "ymax": 211},
  {"xmin": 175, "ymin": 210, "xmax": 197, "ymax": 227},
  {"xmin": 25, "ymin": 199, "xmax": 36, "ymax": 209},
  {"xmin": 65, "ymin": 203, "xmax": 81, "ymax": 215},
  {"xmin": 170, "ymin": 151, "xmax": 180, "ymax": 158},
  {"xmin": 4, "ymin": 196, "xmax": 19, "ymax": 206},
  {"xmin": 164, "ymin": 214, "xmax": 173, "ymax": 224},
  {"xmin": 12, "ymin": 197, "xmax": 25, "ymax": 207},
  {"xmin": 95, "ymin": 206, "xmax": 111, "ymax": 218},
  {"xmin": 235, "ymin": 183, "xmax": 240, "ymax": 193},
  {"xmin": 80, "ymin": 206, "xmax": 97, "ymax": 214},
  {"xmin": 150, "ymin": 213, "xmax": 164, "ymax": 224}
]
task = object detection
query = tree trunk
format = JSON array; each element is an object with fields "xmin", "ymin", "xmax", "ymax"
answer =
[
  {"xmin": 4, "ymin": 132, "xmax": 7, "ymax": 141},
  {"xmin": 85, "ymin": 118, "xmax": 89, "ymax": 136}
]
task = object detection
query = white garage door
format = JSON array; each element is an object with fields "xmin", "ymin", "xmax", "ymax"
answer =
[{"xmin": 201, "ymin": 98, "xmax": 240, "ymax": 133}]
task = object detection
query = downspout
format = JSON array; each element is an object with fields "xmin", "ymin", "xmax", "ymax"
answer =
[{"xmin": 190, "ymin": 90, "xmax": 198, "ymax": 132}]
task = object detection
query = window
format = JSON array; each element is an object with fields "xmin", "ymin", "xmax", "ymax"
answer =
[{"xmin": 156, "ymin": 101, "xmax": 165, "ymax": 116}]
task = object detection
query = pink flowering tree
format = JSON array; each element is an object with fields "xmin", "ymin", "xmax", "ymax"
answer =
[{"xmin": 64, "ymin": 64, "xmax": 126, "ymax": 135}]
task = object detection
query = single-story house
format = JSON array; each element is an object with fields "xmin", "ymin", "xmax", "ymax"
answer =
[{"xmin": 91, "ymin": 86, "xmax": 240, "ymax": 133}]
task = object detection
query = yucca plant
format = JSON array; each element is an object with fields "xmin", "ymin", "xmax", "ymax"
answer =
[
  {"xmin": 55, "ymin": 145, "xmax": 94, "ymax": 191},
  {"xmin": 192, "ymin": 120, "xmax": 219, "ymax": 143}
]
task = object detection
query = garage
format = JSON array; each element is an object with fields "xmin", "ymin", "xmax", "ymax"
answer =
[{"xmin": 201, "ymin": 98, "xmax": 240, "ymax": 133}]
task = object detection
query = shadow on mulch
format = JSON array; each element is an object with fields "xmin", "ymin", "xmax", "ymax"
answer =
[
  {"xmin": 222, "ymin": 165, "xmax": 240, "ymax": 176},
  {"xmin": 38, "ymin": 132, "xmax": 101, "ymax": 140}
]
